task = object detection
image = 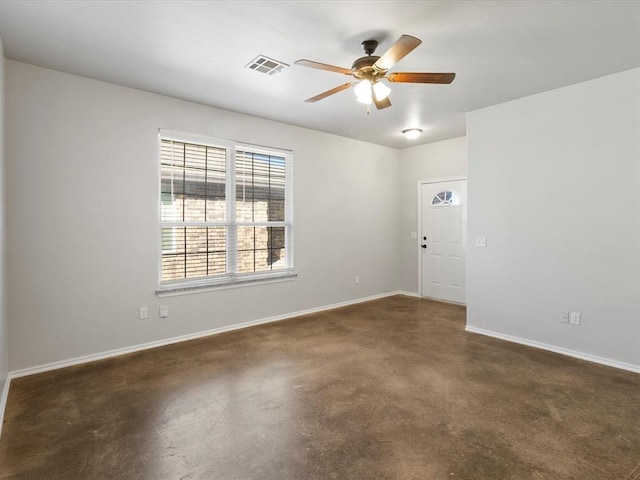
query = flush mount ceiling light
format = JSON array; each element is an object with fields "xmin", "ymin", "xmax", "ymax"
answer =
[{"xmin": 402, "ymin": 128, "xmax": 423, "ymax": 139}]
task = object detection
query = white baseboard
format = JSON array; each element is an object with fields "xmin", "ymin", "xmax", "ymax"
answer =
[
  {"xmin": 10, "ymin": 291, "xmax": 406, "ymax": 379},
  {"xmin": 0, "ymin": 376, "xmax": 10, "ymax": 438},
  {"xmin": 398, "ymin": 290, "xmax": 420, "ymax": 298},
  {"xmin": 465, "ymin": 325, "xmax": 640, "ymax": 375},
  {"xmin": 398, "ymin": 291, "xmax": 468, "ymax": 306}
]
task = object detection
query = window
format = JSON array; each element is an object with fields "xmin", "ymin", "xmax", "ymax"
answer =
[
  {"xmin": 431, "ymin": 190, "xmax": 460, "ymax": 206},
  {"xmin": 158, "ymin": 131, "xmax": 294, "ymax": 294}
]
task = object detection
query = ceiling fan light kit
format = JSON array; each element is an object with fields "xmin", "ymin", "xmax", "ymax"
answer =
[
  {"xmin": 354, "ymin": 79, "xmax": 391, "ymax": 105},
  {"xmin": 402, "ymin": 128, "xmax": 423, "ymax": 140},
  {"xmin": 295, "ymin": 34, "xmax": 455, "ymax": 112},
  {"xmin": 373, "ymin": 81, "xmax": 391, "ymax": 101},
  {"xmin": 354, "ymin": 79, "xmax": 373, "ymax": 104}
]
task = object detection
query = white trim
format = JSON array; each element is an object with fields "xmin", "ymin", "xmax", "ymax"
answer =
[
  {"xmin": 10, "ymin": 291, "xmax": 406, "ymax": 379},
  {"xmin": 158, "ymin": 129, "xmax": 236, "ymax": 150},
  {"xmin": 417, "ymin": 176, "xmax": 467, "ymax": 300},
  {"xmin": 465, "ymin": 325, "xmax": 640, "ymax": 375},
  {"xmin": 398, "ymin": 290, "xmax": 420, "ymax": 298},
  {"xmin": 157, "ymin": 272, "xmax": 297, "ymax": 296},
  {"xmin": 0, "ymin": 376, "xmax": 10, "ymax": 438},
  {"xmin": 227, "ymin": 142, "xmax": 237, "ymax": 273},
  {"xmin": 284, "ymin": 149, "xmax": 294, "ymax": 270},
  {"xmin": 422, "ymin": 295, "xmax": 466, "ymax": 307},
  {"xmin": 419, "ymin": 175, "xmax": 468, "ymax": 186},
  {"xmin": 159, "ymin": 221, "xmax": 292, "ymax": 228}
]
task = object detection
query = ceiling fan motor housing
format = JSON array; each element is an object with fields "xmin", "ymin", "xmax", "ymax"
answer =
[
  {"xmin": 361, "ymin": 39, "xmax": 378, "ymax": 56},
  {"xmin": 351, "ymin": 56, "xmax": 380, "ymax": 79},
  {"xmin": 351, "ymin": 39, "xmax": 382, "ymax": 80}
]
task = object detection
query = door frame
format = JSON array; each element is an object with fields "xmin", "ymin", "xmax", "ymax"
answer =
[{"xmin": 417, "ymin": 176, "xmax": 467, "ymax": 302}]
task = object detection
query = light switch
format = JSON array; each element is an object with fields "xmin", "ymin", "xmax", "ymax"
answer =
[
  {"xmin": 570, "ymin": 312, "xmax": 581, "ymax": 325},
  {"xmin": 160, "ymin": 305, "xmax": 169, "ymax": 318}
]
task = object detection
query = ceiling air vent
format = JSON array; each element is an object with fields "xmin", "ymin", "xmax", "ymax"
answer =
[{"xmin": 245, "ymin": 55, "xmax": 289, "ymax": 75}]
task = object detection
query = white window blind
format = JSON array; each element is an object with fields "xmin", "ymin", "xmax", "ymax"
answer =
[{"xmin": 158, "ymin": 131, "xmax": 294, "ymax": 294}]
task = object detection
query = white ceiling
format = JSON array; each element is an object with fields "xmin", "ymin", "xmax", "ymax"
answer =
[{"xmin": 0, "ymin": 0, "xmax": 639, "ymax": 148}]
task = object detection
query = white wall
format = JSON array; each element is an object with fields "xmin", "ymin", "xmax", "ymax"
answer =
[
  {"xmin": 0, "ymin": 38, "xmax": 8, "ymax": 420},
  {"xmin": 6, "ymin": 61, "xmax": 400, "ymax": 372},
  {"xmin": 6, "ymin": 58, "xmax": 638, "ymax": 375},
  {"xmin": 398, "ymin": 137, "xmax": 467, "ymax": 294},
  {"xmin": 467, "ymin": 68, "xmax": 640, "ymax": 369}
]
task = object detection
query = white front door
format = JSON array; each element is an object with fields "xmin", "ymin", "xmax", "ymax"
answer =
[{"xmin": 420, "ymin": 180, "xmax": 467, "ymax": 304}]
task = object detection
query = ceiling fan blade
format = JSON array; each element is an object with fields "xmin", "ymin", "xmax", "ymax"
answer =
[
  {"xmin": 295, "ymin": 59, "xmax": 352, "ymax": 75},
  {"xmin": 373, "ymin": 35, "xmax": 422, "ymax": 73},
  {"xmin": 373, "ymin": 96, "xmax": 392, "ymax": 110},
  {"xmin": 304, "ymin": 82, "xmax": 354, "ymax": 103},
  {"xmin": 386, "ymin": 72, "xmax": 456, "ymax": 84}
]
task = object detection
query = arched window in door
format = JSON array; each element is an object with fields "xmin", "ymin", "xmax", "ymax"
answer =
[{"xmin": 431, "ymin": 190, "xmax": 460, "ymax": 206}]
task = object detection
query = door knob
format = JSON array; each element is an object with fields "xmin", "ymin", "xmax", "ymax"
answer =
[{"xmin": 421, "ymin": 244, "xmax": 427, "ymax": 249}]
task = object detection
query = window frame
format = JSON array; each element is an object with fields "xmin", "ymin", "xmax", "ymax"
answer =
[
  {"xmin": 431, "ymin": 190, "xmax": 460, "ymax": 207},
  {"xmin": 156, "ymin": 130, "xmax": 295, "ymax": 296}
]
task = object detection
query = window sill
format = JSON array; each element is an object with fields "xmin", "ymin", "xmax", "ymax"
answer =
[{"xmin": 156, "ymin": 271, "xmax": 297, "ymax": 297}]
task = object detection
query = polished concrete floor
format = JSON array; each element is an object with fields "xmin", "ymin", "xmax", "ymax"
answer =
[{"xmin": 1, "ymin": 296, "xmax": 639, "ymax": 479}]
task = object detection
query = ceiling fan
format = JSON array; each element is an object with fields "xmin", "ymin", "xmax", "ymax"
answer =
[{"xmin": 295, "ymin": 34, "xmax": 455, "ymax": 110}]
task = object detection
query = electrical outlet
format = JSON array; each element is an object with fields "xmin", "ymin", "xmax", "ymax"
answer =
[
  {"xmin": 160, "ymin": 305, "xmax": 169, "ymax": 318},
  {"xmin": 355, "ymin": 275, "xmax": 360, "ymax": 285},
  {"xmin": 570, "ymin": 312, "xmax": 581, "ymax": 325},
  {"xmin": 139, "ymin": 307, "xmax": 148, "ymax": 319},
  {"xmin": 475, "ymin": 236, "xmax": 487, "ymax": 247},
  {"xmin": 559, "ymin": 312, "xmax": 569, "ymax": 324}
]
